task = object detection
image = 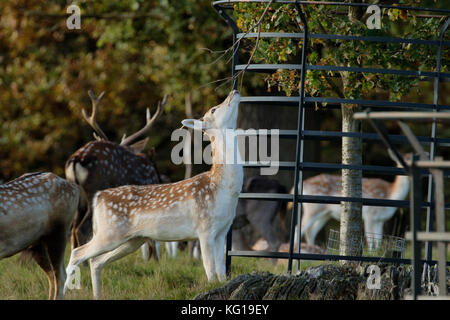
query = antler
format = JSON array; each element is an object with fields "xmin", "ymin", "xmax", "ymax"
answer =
[
  {"xmin": 82, "ymin": 90, "xmax": 109, "ymax": 141},
  {"xmin": 120, "ymin": 94, "xmax": 168, "ymax": 146}
]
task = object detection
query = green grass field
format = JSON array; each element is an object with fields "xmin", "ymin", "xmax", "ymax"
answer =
[
  {"xmin": 0, "ymin": 246, "xmax": 295, "ymax": 300},
  {"xmin": 1, "ymin": 243, "xmax": 447, "ymax": 300}
]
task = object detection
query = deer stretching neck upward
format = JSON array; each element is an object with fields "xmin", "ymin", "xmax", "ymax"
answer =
[{"xmin": 64, "ymin": 90, "xmax": 242, "ymax": 299}]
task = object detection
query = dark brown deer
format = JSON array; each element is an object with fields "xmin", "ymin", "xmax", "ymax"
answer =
[
  {"xmin": 232, "ymin": 176, "xmax": 289, "ymax": 254},
  {"xmin": 0, "ymin": 172, "xmax": 85, "ymax": 299},
  {"xmin": 66, "ymin": 90, "xmax": 167, "ymax": 249}
]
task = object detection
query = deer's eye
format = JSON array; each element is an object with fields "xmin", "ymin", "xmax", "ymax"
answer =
[{"xmin": 211, "ymin": 108, "xmax": 216, "ymax": 114}]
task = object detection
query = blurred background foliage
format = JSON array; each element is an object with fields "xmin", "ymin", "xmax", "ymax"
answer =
[
  {"xmin": 0, "ymin": 0, "xmax": 449, "ymax": 194},
  {"xmin": 0, "ymin": 0, "xmax": 235, "ymax": 182}
]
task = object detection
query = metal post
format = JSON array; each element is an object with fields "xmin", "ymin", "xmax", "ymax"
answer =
[
  {"xmin": 214, "ymin": 5, "xmax": 240, "ymax": 278},
  {"xmin": 426, "ymin": 17, "xmax": 450, "ymax": 262},
  {"xmin": 288, "ymin": 3, "xmax": 308, "ymax": 274},
  {"xmin": 211, "ymin": 0, "xmax": 450, "ymax": 274},
  {"xmin": 410, "ymin": 154, "xmax": 422, "ymax": 299},
  {"xmin": 432, "ymin": 159, "xmax": 447, "ymax": 296}
]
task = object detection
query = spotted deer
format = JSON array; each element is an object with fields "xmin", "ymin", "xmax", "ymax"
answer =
[
  {"xmin": 0, "ymin": 172, "xmax": 84, "ymax": 299},
  {"xmin": 66, "ymin": 90, "xmax": 167, "ymax": 250},
  {"xmin": 291, "ymin": 150, "xmax": 410, "ymax": 250},
  {"xmin": 64, "ymin": 90, "xmax": 242, "ymax": 299}
]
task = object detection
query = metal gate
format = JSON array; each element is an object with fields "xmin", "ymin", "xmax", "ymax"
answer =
[{"xmin": 212, "ymin": 0, "xmax": 450, "ymax": 299}]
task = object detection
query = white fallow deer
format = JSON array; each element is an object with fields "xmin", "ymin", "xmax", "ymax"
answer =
[
  {"xmin": 65, "ymin": 91, "xmax": 169, "ymax": 260},
  {"xmin": 0, "ymin": 172, "xmax": 84, "ymax": 299},
  {"xmin": 64, "ymin": 90, "xmax": 242, "ymax": 299},
  {"xmin": 292, "ymin": 150, "xmax": 410, "ymax": 250}
]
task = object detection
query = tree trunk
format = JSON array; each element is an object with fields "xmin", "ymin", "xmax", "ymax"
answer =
[
  {"xmin": 338, "ymin": 0, "xmax": 364, "ymax": 259},
  {"xmin": 339, "ymin": 104, "xmax": 363, "ymax": 259}
]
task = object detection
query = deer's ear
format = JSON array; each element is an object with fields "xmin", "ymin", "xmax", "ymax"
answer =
[
  {"xmin": 129, "ymin": 138, "xmax": 149, "ymax": 154},
  {"xmin": 181, "ymin": 119, "xmax": 211, "ymax": 131}
]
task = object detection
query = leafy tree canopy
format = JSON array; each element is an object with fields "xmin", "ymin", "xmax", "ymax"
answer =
[
  {"xmin": 0, "ymin": 0, "xmax": 233, "ymax": 181},
  {"xmin": 233, "ymin": 0, "xmax": 449, "ymax": 100}
]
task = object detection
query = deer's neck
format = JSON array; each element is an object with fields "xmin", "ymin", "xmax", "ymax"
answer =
[
  {"xmin": 389, "ymin": 173, "xmax": 410, "ymax": 200},
  {"xmin": 208, "ymin": 129, "xmax": 243, "ymax": 193}
]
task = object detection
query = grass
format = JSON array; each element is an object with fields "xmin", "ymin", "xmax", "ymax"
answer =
[
  {"xmin": 0, "ymin": 245, "xmax": 292, "ymax": 300},
  {"xmin": 1, "ymin": 242, "xmax": 447, "ymax": 300}
]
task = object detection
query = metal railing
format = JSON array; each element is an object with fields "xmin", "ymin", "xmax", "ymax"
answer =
[
  {"xmin": 212, "ymin": 0, "xmax": 450, "ymax": 298},
  {"xmin": 354, "ymin": 111, "xmax": 450, "ymax": 299}
]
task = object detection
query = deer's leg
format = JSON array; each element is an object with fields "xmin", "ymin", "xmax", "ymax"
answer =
[
  {"xmin": 141, "ymin": 242, "xmax": 150, "ymax": 261},
  {"xmin": 26, "ymin": 244, "xmax": 55, "ymax": 300},
  {"xmin": 305, "ymin": 211, "xmax": 330, "ymax": 245},
  {"xmin": 364, "ymin": 215, "xmax": 384, "ymax": 250},
  {"xmin": 141, "ymin": 240, "xmax": 160, "ymax": 262},
  {"xmin": 188, "ymin": 241, "xmax": 194, "ymax": 258},
  {"xmin": 300, "ymin": 206, "xmax": 331, "ymax": 245},
  {"xmin": 65, "ymin": 234, "xmax": 127, "ymax": 291},
  {"xmin": 165, "ymin": 242, "xmax": 173, "ymax": 257},
  {"xmin": 193, "ymin": 240, "xmax": 201, "ymax": 260},
  {"xmin": 45, "ymin": 225, "xmax": 69, "ymax": 300},
  {"xmin": 198, "ymin": 233, "xmax": 216, "ymax": 281},
  {"xmin": 165, "ymin": 242, "xmax": 178, "ymax": 258},
  {"xmin": 75, "ymin": 207, "xmax": 93, "ymax": 247},
  {"xmin": 171, "ymin": 242, "xmax": 178, "ymax": 258},
  {"xmin": 188, "ymin": 240, "xmax": 201, "ymax": 259},
  {"xmin": 90, "ymin": 238, "xmax": 145, "ymax": 299},
  {"xmin": 214, "ymin": 231, "xmax": 227, "ymax": 281},
  {"xmin": 71, "ymin": 205, "xmax": 91, "ymax": 249},
  {"xmin": 153, "ymin": 240, "xmax": 161, "ymax": 261}
]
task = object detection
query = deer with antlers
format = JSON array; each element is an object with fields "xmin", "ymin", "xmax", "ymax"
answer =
[
  {"xmin": 0, "ymin": 172, "xmax": 84, "ymax": 299},
  {"xmin": 292, "ymin": 150, "xmax": 410, "ymax": 250},
  {"xmin": 66, "ymin": 91, "xmax": 167, "ymax": 250},
  {"xmin": 64, "ymin": 90, "xmax": 242, "ymax": 299}
]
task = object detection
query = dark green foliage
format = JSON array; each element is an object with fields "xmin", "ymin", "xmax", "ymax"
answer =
[
  {"xmin": 233, "ymin": 1, "xmax": 448, "ymax": 100},
  {"xmin": 0, "ymin": 1, "xmax": 232, "ymax": 181}
]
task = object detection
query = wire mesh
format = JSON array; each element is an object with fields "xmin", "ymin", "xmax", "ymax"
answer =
[{"xmin": 327, "ymin": 229, "xmax": 406, "ymax": 259}]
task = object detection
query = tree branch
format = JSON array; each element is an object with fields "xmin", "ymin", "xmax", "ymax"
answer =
[{"xmin": 300, "ymin": 4, "xmax": 345, "ymax": 98}]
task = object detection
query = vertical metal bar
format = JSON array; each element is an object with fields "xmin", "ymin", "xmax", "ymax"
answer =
[
  {"xmin": 426, "ymin": 17, "xmax": 450, "ymax": 262},
  {"xmin": 432, "ymin": 161, "xmax": 447, "ymax": 296},
  {"xmin": 213, "ymin": 4, "xmax": 240, "ymax": 278},
  {"xmin": 226, "ymin": 27, "xmax": 239, "ymax": 278},
  {"xmin": 410, "ymin": 154, "xmax": 422, "ymax": 300},
  {"xmin": 294, "ymin": 106, "xmax": 305, "ymax": 273},
  {"xmin": 424, "ymin": 170, "xmax": 435, "ymax": 263},
  {"xmin": 288, "ymin": 3, "xmax": 308, "ymax": 274}
]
